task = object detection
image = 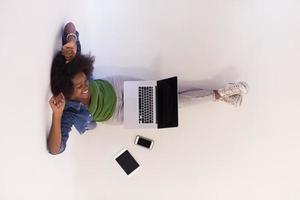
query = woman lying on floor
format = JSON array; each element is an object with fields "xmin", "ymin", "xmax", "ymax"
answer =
[{"xmin": 47, "ymin": 22, "xmax": 249, "ymax": 155}]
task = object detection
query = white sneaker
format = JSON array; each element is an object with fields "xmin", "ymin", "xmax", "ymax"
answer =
[
  {"xmin": 218, "ymin": 81, "xmax": 248, "ymax": 97},
  {"xmin": 220, "ymin": 94, "xmax": 243, "ymax": 107}
]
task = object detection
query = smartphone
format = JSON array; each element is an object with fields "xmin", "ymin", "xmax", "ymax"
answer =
[{"xmin": 135, "ymin": 135, "xmax": 154, "ymax": 149}]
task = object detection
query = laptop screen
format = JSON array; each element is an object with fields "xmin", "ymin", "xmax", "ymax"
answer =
[{"xmin": 156, "ymin": 76, "xmax": 178, "ymax": 128}]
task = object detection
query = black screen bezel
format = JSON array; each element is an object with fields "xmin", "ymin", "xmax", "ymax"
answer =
[{"xmin": 137, "ymin": 137, "xmax": 152, "ymax": 148}]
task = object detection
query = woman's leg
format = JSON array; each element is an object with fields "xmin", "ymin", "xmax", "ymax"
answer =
[
  {"xmin": 178, "ymin": 82, "xmax": 219, "ymax": 107},
  {"xmin": 178, "ymin": 81, "xmax": 248, "ymax": 107}
]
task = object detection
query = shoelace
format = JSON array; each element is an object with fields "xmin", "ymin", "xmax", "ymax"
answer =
[{"xmin": 221, "ymin": 95, "xmax": 242, "ymax": 107}]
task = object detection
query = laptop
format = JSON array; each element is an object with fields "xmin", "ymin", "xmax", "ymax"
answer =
[{"xmin": 124, "ymin": 76, "xmax": 178, "ymax": 129}]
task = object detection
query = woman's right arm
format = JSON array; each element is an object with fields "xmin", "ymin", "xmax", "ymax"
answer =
[
  {"xmin": 62, "ymin": 22, "xmax": 77, "ymax": 63},
  {"xmin": 48, "ymin": 93, "xmax": 65, "ymax": 155}
]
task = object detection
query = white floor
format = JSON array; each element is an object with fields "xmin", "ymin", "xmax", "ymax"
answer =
[{"xmin": 1, "ymin": 0, "xmax": 300, "ymax": 200}]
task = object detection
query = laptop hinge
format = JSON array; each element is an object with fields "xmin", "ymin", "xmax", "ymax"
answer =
[{"xmin": 155, "ymin": 85, "xmax": 159, "ymax": 124}]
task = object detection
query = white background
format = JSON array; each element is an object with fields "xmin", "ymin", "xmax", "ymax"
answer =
[{"xmin": 1, "ymin": 0, "xmax": 300, "ymax": 200}]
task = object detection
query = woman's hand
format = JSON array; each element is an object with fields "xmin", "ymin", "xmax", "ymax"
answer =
[
  {"xmin": 62, "ymin": 41, "xmax": 77, "ymax": 63},
  {"xmin": 49, "ymin": 93, "xmax": 66, "ymax": 117}
]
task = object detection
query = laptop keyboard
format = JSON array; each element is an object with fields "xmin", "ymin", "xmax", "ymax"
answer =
[{"xmin": 138, "ymin": 86, "xmax": 154, "ymax": 124}]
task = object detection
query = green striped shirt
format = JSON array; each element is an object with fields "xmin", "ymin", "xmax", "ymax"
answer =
[{"xmin": 88, "ymin": 79, "xmax": 117, "ymax": 122}]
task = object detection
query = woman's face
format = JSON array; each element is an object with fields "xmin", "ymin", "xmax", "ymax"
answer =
[{"xmin": 70, "ymin": 72, "xmax": 90, "ymax": 102}]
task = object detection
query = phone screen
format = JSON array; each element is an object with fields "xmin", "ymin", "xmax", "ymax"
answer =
[{"xmin": 137, "ymin": 137, "xmax": 152, "ymax": 148}]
